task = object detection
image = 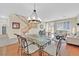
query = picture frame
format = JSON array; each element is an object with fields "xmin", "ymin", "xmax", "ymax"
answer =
[{"xmin": 12, "ymin": 22, "xmax": 20, "ymax": 29}]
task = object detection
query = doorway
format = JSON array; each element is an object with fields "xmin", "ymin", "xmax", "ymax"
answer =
[{"xmin": 2, "ymin": 25, "xmax": 6, "ymax": 35}]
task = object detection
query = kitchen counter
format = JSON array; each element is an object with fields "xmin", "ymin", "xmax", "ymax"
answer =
[
  {"xmin": 0, "ymin": 38, "xmax": 17, "ymax": 47},
  {"xmin": 0, "ymin": 37, "xmax": 17, "ymax": 56},
  {"xmin": 67, "ymin": 36, "xmax": 79, "ymax": 46}
]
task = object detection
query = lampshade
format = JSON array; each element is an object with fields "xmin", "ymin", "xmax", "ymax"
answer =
[{"xmin": 27, "ymin": 4, "xmax": 41, "ymax": 23}]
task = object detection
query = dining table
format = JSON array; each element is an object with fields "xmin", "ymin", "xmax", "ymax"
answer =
[
  {"xmin": 15, "ymin": 33, "xmax": 63, "ymax": 56},
  {"xmin": 25, "ymin": 34, "xmax": 52, "ymax": 56}
]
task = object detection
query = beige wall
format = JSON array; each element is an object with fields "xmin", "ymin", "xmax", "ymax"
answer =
[
  {"xmin": 7, "ymin": 14, "xmax": 42, "ymax": 38},
  {"xmin": 71, "ymin": 17, "xmax": 77, "ymax": 34},
  {"xmin": 7, "ymin": 14, "xmax": 27, "ymax": 38}
]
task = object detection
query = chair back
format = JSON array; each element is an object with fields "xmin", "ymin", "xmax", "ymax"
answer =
[
  {"xmin": 14, "ymin": 34, "xmax": 29, "ymax": 55},
  {"xmin": 56, "ymin": 35, "xmax": 66, "ymax": 56}
]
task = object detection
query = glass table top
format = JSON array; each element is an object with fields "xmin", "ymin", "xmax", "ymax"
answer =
[{"xmin": 26, "ymin": 34, "xmax": 51, "ymax": 46}]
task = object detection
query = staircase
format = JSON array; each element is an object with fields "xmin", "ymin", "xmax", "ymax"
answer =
[{"xmin": 15, "ymin": 14, "xmax": 39, "ymax": 34}]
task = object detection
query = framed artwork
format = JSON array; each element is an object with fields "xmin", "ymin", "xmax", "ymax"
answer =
[{"xmin": 12, "ymin": 22, "xmax": 20, "ymax": 29}]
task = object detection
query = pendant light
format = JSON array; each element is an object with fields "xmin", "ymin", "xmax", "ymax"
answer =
[{"xmin": 27, "ymin": 3, "xmax": 41, "ymax": 23}]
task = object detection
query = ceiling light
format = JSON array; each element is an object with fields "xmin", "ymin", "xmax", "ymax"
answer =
[{"xmin": 27, "ymin": 3, "xmax": 41, "ymax": 23}]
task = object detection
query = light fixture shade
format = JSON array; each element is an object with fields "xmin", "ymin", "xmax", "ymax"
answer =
[{"xmin": 27, "ymin": 4, "xmax": 41, "ymax": 23}]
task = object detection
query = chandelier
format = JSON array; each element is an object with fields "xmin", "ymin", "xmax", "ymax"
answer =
[{"xmin": 27, "ymin": 3, "xmax": 41, "ymax": 23}]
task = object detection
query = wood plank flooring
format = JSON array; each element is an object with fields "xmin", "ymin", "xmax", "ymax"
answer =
[{"xmin": 0, "ymin": 43, "xmax": 79, "ymax": 56}]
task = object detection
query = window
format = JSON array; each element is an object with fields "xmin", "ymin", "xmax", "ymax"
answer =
[
  {"xmin": 56, "ymin": 21, "xmax": 70, "ymax": 31},
  {"xmin": 64, "ymin": 21, "xmax": 70, "ymax": 30}
]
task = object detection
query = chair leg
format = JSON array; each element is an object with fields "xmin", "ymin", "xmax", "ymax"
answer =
[
  {"xmin": 21, "ymin": 48, "xmax": 24, "ymax": 56},
  {"xmin": 27, "ymin": 54, "xmax": 31, "ymax": 56},
  {"xmin": 17, "ymin": 47, "xmax": 23, "ymax": 56},
  {"xmin": 17, "ymin": 46, "xmax": 20, "ymax": 55},
  {"xmin": 21, "ymin": 51, "xmax": 31, "ymax": 56}
]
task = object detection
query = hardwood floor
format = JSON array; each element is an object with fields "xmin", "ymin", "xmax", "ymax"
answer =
[
  {"xmin": 0, "ymin": 43, "xmax": 79, "ymax": 56},
  {"xmin": 66, "ymin": 44, "xmax": 79, "ymax": 56}
]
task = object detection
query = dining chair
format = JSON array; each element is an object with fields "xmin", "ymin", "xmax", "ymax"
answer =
[
  {"xmin": 44, "ymin": 35, "xmax": 67, "ymax": 56},
  {"xmin": 44, "ymin": 40, "xmax": 57, "ymax": 56},
  {"xmin": 14, "ymin": 34, "xmax": 27, "ymax": 55},
  {"xmin": 56, "ymin": 35, "xmax": 67, "ymax": 56},
  {"xmin": 14, "ymin": 34, "xmax": 39, "ymax": 56}
]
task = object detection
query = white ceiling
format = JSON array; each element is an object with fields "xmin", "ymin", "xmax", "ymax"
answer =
[{"xmin": 0, "ymin": 3, "xmax": 79, "ymax": 21}]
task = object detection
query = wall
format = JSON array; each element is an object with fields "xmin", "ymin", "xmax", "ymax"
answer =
[
  {"xmin": 0, "ymin": 14, "xmax": 43, "ymax": 38},
  {"xmin": 45, "ymin": 17, "xmax": 77, "ymax": 34},
  {"xmin": 8, "ymin": 14, "xmax": 42, "ymax": 38},
  {"xmin": 71, "ymin": 17, "xmax": 77, "ymax": 34},
  {"xmin": 7, "ymin": 14, "xmax": 27, "ymax": 38}
]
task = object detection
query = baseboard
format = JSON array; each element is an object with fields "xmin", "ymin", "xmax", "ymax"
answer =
[{"xmin": 67, "ymin": 43, "xmax": 79, "ymax": 47}]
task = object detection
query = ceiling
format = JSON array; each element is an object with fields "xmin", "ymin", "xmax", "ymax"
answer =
[{"xmin": 0, "ymin": 3, "xmax": 79, "ymax": 21}]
